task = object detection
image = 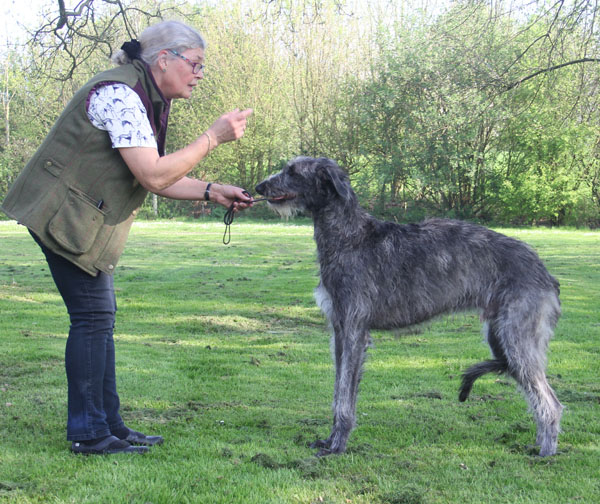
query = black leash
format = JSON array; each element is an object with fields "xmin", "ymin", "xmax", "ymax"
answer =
[{"xmin": 222, "ymin": 192, "xmax": 270, "ymax": 245}]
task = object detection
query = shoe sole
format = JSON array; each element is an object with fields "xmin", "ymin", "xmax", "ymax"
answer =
[
  {"xmin": 71, "ymin": 446, "xmax": 149, "ymax": 455},
  {"xmin": 127, "ymin": 438, "xmax": 164, "ymax": 446},
  {"xmin": 71, "ymin": 435, "xmax": 149, "ymax": 455}
]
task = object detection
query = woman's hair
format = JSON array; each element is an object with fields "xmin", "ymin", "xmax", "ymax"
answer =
[{"xmin": 112, "ymin": 20, "xmax": 206, "ymax": 66}]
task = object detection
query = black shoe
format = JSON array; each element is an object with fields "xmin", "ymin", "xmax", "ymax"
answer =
[
  {"xmin": 71, "ymin": 435, "xmax": 149, "ymax": 455},
  {"xmin": 119, "ymin": 428, "xmax": 164, "ymax": 446}
]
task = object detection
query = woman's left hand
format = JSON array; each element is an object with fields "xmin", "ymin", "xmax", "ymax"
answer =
[{"xmin": 211, "ymin": 184, "xmax": 253, "ymax": 211}]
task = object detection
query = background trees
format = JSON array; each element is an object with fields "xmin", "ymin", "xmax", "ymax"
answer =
[{"xmin": 1, "ymin": 0, "xmax": 599, "ymax": 225}]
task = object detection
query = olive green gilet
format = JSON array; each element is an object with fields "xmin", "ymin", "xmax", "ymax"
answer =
[{"xmin": 1, "ymin": 60, "xmax": 170, "ymax": 276}]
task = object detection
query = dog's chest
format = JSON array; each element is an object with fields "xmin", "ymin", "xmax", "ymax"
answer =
[{"xmin": 314, "ymin": 281, "xmax": 333, "ymax": 321}]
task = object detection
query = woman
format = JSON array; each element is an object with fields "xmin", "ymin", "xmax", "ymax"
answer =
[{"xmin": 1, "ymin": 20, "xmax": 253, "ymax": 455}]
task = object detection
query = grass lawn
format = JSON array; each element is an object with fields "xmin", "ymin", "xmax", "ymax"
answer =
[{"xmin": 0, "ymin": 219, "xmax": 599, "ymax": 503}]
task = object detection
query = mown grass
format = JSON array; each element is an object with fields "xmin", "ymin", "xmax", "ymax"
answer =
[{"xmin": 1, "ymin": 219, "xmax": 599, "ymax": 504}]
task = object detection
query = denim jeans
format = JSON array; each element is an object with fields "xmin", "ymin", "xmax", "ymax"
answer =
[{"xmin": 30, "ymin": 231, "xmax": 125, "ymax": 441}]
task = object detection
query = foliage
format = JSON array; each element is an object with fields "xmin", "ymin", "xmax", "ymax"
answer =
[
  {"xmin": 354, "ymin": 2, "xmax": 600, "ymax": 224},
  {"xmin": 1, "ymin": 0, "xmax": 600, "ymax": 225},
  {"xmin": 1, "ymin": 220, "xmax": 599, "ymax": 503}
]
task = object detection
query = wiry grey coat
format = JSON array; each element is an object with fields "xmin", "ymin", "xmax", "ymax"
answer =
[{"xmin": 256, "ymin": 156, "xmax": 562, "ymax": 457}]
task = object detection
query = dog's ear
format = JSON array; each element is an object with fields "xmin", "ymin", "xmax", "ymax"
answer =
[{"xmin": 318, "ymin": 158, "xmax": 352, "ymax": 201}]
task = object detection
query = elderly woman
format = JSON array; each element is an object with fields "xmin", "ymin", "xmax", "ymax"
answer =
[{"xmin": 1, "ymin": 20, "xmax": 252, "ymax": 455}]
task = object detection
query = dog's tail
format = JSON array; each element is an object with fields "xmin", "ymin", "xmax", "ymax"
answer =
[{"xmin": 458, "ymin": 359, "xmax": 508, "ymax": 402}]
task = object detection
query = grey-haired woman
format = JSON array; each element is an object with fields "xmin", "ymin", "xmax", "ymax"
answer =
[{"xmin": 1, "ymin": 20, "xmax": 252, "ymax": 454}]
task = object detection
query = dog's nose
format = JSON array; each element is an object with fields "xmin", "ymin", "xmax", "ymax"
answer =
[{"xmin": 255, "ymin": 181, "xmax": 266, "ymax": 195}]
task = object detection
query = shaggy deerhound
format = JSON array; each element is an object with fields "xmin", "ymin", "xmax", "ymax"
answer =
[{"xmin": 255, "ymin": 156, "xmax": 563, "ymax": 457}]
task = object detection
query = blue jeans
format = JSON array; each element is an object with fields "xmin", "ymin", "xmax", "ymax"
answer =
[{"xmin": 30, "ymin": 231, "xmax": 125, "ymax": 441}]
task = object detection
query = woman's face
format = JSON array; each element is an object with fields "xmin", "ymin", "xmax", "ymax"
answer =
[{"xmin": 157, "ymin": 47, "xmax": 205, "ymax": 100}]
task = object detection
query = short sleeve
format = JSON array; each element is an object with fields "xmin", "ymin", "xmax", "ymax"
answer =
[{"xmin": 87, "ymin": 83, "xmax": 158, "ymax": 149}]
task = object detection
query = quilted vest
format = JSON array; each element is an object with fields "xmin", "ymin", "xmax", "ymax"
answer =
[{"xmin": 1, "ymin": 60, "xmax": 170, "ymax": 275}]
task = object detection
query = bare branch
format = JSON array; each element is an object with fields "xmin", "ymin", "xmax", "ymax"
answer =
[
  {"xmin": 505, "ymin": 57, "xmax": 600, "ymax": 91},
  {"xmin": 26, "ymin": 0, "xmax": 192, "ymax": 83}
]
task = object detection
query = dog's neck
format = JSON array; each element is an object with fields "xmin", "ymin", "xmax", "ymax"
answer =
[{"xmin": 312, "ymin": 197, "xmax": 370, "ymax": 253}]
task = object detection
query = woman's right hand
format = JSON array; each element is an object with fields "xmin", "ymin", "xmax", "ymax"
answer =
[{"xmin": 205, "ymin": 108, "xmax": 253, "ymax": 147}]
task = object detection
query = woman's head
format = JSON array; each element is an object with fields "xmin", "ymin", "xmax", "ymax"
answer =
[
  {"xmin": 113, "ymin": 20, "xmax": 206, "ymax": 100},
  {"xmin": 112, "ymin": 20, "xmax": 205, "ymax": 66}
]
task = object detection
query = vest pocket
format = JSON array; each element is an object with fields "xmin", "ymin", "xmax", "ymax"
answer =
[
  {"xmin": 48, "ymin": 187, "xmax": 107, "ymax": 255},
  {"xmin": 43, "ymin": 158, "xmax": 64, "ymax": 178}
]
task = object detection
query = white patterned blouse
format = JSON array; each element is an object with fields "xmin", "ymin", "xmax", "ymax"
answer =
[{"xmin": 87, "ymin": 82, "xmax": 158, "ymax": 149}]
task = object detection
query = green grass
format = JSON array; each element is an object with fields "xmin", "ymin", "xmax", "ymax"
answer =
[{"xmin": 1, "ymin": 219, "xmax": 599, "ymax": 503}]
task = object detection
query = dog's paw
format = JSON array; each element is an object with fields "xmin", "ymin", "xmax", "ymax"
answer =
[
  {"xmin": 311, "ymin": 438, "xmax": 348, "ymax": 457},
  {"xmin": 315, "ymin": 447, "xmax": 333, "ymax": 457},
  {"xmin": 310, "ymin": 438, "xmax": 331, "ymax": 450}
]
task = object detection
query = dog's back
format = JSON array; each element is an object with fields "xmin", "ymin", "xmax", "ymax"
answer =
[{"xmin": 318, "ymin": 214, "xmax": 559, "ymax": 330}]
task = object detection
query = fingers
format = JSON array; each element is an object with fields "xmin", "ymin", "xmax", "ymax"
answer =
[
  {"xmin": 232, "ymin": 201, "xmax": 250, "ymax": 212},
  {"xmin": 235, "ymin": 190, "xmax": 252, "ymax": 203},
  {"xmin": 230, "ymin": 108, "xmax": 253, "ymax": 138},
  {"xmin": 214, "ymin": 185, "xmax": 253, "ymax": 211},
  {"xmin": 208, "ymin": 108, "xmax": 253, "ymax": 145},
  {"xmin": 233, "ymin": 188, "xmax": 253, "ymax": 211},
  {"xmin": 228, "ymin": 108, "xmax": 253, "ymax": 119}
]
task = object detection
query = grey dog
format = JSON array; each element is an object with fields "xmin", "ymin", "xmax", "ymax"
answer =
[{"xmin": 255, "ymin": 156, "xmax": 563, "ymax": 457}]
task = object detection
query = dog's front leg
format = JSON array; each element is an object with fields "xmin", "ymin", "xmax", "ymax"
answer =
[
  {"xmin": 313, "ymin": 326, "xmax": 369, "ymax": 456},
  {"xmin": 311, "ymin": 322, "xmax": 343, "ymax": 453}
]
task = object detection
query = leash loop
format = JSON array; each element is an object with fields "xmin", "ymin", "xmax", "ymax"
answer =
[
  {"xmin": 223, "ymin": 203, "xmax": 235, "ymax": 245},
  {"xmin": 222, "ymin": 191, "xmax": 270, "ymax": 245}
]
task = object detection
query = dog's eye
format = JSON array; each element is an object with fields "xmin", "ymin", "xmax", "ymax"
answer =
[{"xmin": 287, "ymin": 165, "xmax": 296, "ymax": 176}]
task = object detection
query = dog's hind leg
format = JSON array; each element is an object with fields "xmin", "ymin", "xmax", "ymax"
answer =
[
  {"xmin": 519, "ymin": 371, "xmax": 563, "ymax": 456},
  {"xmin": 497, "ymin": 295, "xmax": 563, "ymax": 456},
  {"xmin": 313, "ymin": 325, "xmax": 370, "ymax": 456}
]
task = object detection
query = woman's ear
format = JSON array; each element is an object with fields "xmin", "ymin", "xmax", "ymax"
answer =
[{"xmin": 157, "ymin": 50, "xmax": 169, "ymax": 72}]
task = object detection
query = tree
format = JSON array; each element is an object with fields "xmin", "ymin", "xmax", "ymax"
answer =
[
  {"xmin": 2, "ymin": 0, "xmax": 600, "ymax": 224},
  {"xmin": 355, "ymin": 0, "xmax": 600, "ymax": 224},
  {"xmin": 29, "ymin": 0, "xmax": 192, "ymax": 82}
]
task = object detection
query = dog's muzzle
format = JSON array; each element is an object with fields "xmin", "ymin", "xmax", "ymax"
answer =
[
  {"xmin": 254, "ymin": 181, "xmax": 296, "ymax": 204},
  {"xmin": 265, "ymin": 194, "xmax": 296, "ymax": 204}
]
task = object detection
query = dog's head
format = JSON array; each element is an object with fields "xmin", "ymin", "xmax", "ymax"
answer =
[{"xmin": 255, "ymin": 157, "xmax": 354, "ymax": 217}]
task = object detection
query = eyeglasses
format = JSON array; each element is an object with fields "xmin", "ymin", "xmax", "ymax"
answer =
[{"xmin": 168, "ymin": 49, "xmax": 205, "ymax": 74}]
